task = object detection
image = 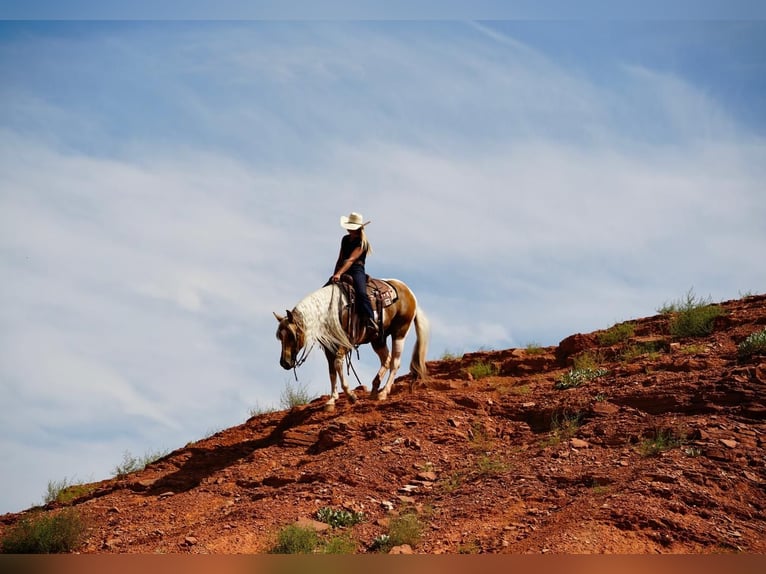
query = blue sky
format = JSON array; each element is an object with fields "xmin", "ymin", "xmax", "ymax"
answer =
[{"xmin": 1, "ymin": 5, "xmax": 765, "ymax": 514}]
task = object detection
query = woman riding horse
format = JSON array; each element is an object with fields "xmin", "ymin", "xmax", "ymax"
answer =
[{"xmin": 329, "ymin": 211, "xmax": 378, "ymax": 337}]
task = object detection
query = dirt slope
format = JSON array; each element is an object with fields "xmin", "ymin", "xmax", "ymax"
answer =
[{"xmin": 2, "ymin": 295, "xmax": 765, "ymax": 554}]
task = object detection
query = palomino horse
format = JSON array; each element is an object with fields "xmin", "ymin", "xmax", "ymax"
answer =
[{"xmin": 274, "ymin": 278, "xmax": 429, "ymax": 410}]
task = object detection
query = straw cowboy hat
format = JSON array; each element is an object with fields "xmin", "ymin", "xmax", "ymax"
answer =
[{"xmin": 340, "ymin": 212, "xmax": 370, "ymax": 230}]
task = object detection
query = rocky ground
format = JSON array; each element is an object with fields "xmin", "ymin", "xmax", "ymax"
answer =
[{"xmin": 2, "ymin": 295, "xmax": 765, "ymax": 554}]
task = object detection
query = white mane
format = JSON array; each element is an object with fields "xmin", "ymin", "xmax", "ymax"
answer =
[{"xmin": 293, "ymin": 284, "xmax": 353, "ymax": 350}]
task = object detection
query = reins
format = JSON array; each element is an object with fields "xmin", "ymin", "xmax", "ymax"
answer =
[{"xmin": 289, "ymin": 283, "xmax": 364, "ymax": 386}]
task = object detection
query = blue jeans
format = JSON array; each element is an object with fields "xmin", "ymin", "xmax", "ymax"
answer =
[{"xmin": 347, "ymin": 267, "xmax": 374, "ymax": 319}]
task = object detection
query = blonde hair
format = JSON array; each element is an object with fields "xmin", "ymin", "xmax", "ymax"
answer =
[{"xmin": 360, "ymin": 227, "xmax": 373, "ymax": 256}]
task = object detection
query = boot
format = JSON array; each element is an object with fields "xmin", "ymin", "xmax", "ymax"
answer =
[{"xmin": 366, "ymin": 316, "xmax": 379, "ymax": 336}]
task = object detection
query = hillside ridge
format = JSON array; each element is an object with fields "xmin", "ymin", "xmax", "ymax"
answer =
[{"xmin": 2, "ymin": 294, "xmax": 765, "ymax": 554}]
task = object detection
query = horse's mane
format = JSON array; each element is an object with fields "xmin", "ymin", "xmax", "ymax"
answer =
[{"xmin": 293, "ymin": 284, "xmax": 353, "ymax": 351}]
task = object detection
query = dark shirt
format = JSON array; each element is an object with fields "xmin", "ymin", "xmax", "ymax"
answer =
[{"xmin": 335, "ymin": 234, "xmax": 367, "ymax": 273}]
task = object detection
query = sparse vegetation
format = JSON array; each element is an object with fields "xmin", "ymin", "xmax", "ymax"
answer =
[
  {"xmin": 659, "ymin": 288, "xmax": 724, "ymax": 338},
  {"xmin": 469, "ymin": 423, "xmax": 495, "ymax": 451},
  {"xmin": 475, "ymin": 454, "xmax": 510, "ymax": 477},
  {"xmin": 270, "ymin": 524, "xmax": 319, "ymax": 554},
  {"xmin": 524, "ymin": 342, "xmax": 545, "ymax": 355},
  {"xmin": 113, "ymin": 448, "xmax": 170, "ymax": 479},
  {"xmin": 280, "ymin": 380, "xmax": 314, "ymax": 409},
  {"xmin": 680, "ymin": 344, "xmax": 706, "ymax": 355},
  {"xmin": 466, "ymin": 360, "xmax": 499, "ymax": 379},
  {"xmin": 382, "ymin": 511, "xmax": 424, "ymax": 551},
  {"xmin": 555, "ymin": 367, "xmax": 608, "ymax": 390},
  {"xmin": 441, "ymin": 472, "xmax": 463, "ymax": 493},
  {"xmin": 542, "ymin": 412, "xmax": 582, "ymax": 446},
  {"xmin": 323, "ymin": 534, "xmax": 357, "ymax": 554},
  {"xmin": 638, "ymin": 429, "xmax": 682, "ymax": 457},
  {"xmin": 738, "ymin": 328, "xmax": 766, "ymax": 358},
  {"xmin": 316, "ymin": 507, "xmax": 365, "ymax": 528},
  {"xmin": 0, "ymin": 508, "xmax": 86, "ymax": 553},
  {"xmin": 572, "ymin": 350, "xmax": 603, "ymax": 371},
  {"xmin": 249, "ymin": 402, "xmax": 278, "ymax": 418},
  {"xmin": 598, "ymin": 321, "xmax": 635, "ymax": 346},
  {"xmin": 440, "ymin": 350, "xmax": 462, "ymax": 361},
  {"xmin": 44, "ymin": 478, "xmax": 95, "ymax": 506},
  {"xmin": 620, "ymin": 340, "xmax": 665, "ymax": 362}
]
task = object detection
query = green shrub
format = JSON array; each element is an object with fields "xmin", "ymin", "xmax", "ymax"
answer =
[
  {"xmin": 270, "ymin": 524, "xmax": 319, "ymax": 554},
  {"xmin": 280, "ymin": 381, "xmax": 313, "ymax": 409},
  {"xmin": 386, "ymin": 511, "xmax": 424, "ymax": 549},
  {"xmin": 524, "ymin": 342, "xmax": 545, "ymax": 355},
  {"xmin": 660, "ymin": 289, "xmax": 723, "ymax": 338},
  {"xmin": 638, "ymin": 429, "xmax": 682, "ymax": 457},
  {"xmin": 323, "ymin": 534, "xmax": 357, "ymax": 554},
  {"xmin": 44, "ymin": 479, "xmax": 95, "ymax": 505},
  {"xmin": 316, "ymin": 507, "xmax": 365, "ymax": 528},
  {"xmin": 113, "ymin": 448, "xmax": 170, "ymax": 479},
  {"xmin": 738, "ymin": 329, "xmax": 766, "ymax": 358},
  {"xmin": 572, "ymin": 351, "xmax": 602, "ymax": 371},
  {"xmin": 1, "ymin": 509, "xmax": 85, "ymax": 553},
  {"xmin": 466, "ymin": 360, "xmax": 498, "ymax": 379},
  {"xmin": 598, "ymin": 322, "xmax": 635, "ymax": 346}
]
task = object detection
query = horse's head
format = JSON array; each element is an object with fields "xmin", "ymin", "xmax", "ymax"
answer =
[{"xmin": 274, "ymin": 309, "xmax": 306, "ymax": 370}]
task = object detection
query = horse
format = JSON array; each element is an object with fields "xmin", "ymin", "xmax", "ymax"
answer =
[{"xmin": 274, "ymin": 278, "xmax": 429, "ymax": 410}]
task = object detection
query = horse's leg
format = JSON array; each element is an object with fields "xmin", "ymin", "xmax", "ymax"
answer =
[
  {"xmin": 332, "ymin": 348, "xmax": 357, "ymax": 406},
  {"xmin": 369, "ymin": 339, "xmax": 391, "ymax": 398},
  {"xmin": 324, "ymin": 347, "xmax": 340, "ymax": 411},
  {"xmin": 375, "ymin": 335, "xmax": 405, "ymax": 401}
]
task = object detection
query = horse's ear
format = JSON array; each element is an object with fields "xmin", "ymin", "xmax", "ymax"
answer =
[
  {"xmin": 286, "ymin": 309, "xmax": 294, "ymax": 323},
  {"xmin": 273, "ymin": 311, "xmax": 285, "ymax": 322}
]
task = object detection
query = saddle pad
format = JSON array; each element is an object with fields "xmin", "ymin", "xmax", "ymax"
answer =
[{"xmin": 367, "ymin": 278, "xmax": 398, "ymax": 308}]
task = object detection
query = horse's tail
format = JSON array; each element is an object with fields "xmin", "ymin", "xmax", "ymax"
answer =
[{"xmin": 409, "ymin": 305, "xmax": 430, "ymax": 380}]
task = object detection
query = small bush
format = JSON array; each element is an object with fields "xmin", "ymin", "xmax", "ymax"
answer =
[
  {"xmin": 524, "ymin": 342, "xmax": 545, "ymax": 355},
  {"xmin": 316, "ymin": 507, "xmax": 365, "ymax": 528},
  {"xmin": 1, "ymin": 509, "xmax": 85, "ymax": 553},
  {"xmin": 280, "ymin": 381, "xmax": 313, "ymax": 409},
  {"xmin": 113, "ymin": 448, "xmax": 170, "ymax": 479},
  {"xmin": 386, "ymin": 511, "xmax": 423, "ymax": 549},
  {"xmin": 639, "ymin": 429, "xmax": 682, "ymax": 457},
  {"xmin": 598, "ymin": 322, "xmax": 635, "ymax": 346},
  {"xmin": 249, "ymin": 402, "xmax": 277, "ymax": 418},
  {"xmin": 555, "ymin": 367, "xmax": 608, "ymax": 390},
  {"xmin": 572, "ymin": 351, "xmax": 603, "ymax": 371},
  {"xmin": 466, "ymin": 360, "xmax": 498, "ymax": 380},
  {"xmin": 44, "ymin": 479, "xmax": 95, "ymax": 506},
  {"xmin": 323, "ymin": 534, "xmax": 357, "ymax": 554},
  {"xmin": 738, "ymin": 329, "xmax": 766, "ymax": 358},
  {"xmin": 660, "ymin": 289, "xmax": 723, "ymax": 338},
  {"xmin": 551, "ymin": 412, "xmax": 581, "ymax": 441},
  {"xmin": 270, "ymin": 524, "xmax": 319, "ymax": 554}
]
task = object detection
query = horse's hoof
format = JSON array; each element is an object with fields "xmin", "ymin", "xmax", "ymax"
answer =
[
  {"xmin": 324, "ymin": 402, "xmax": 336, "ymax": 412},
  {"xmin": 348, "ymin": 393, "xmax": 358, "ymax": 404}
]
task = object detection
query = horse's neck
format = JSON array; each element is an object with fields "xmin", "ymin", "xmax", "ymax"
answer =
[{"xmin": 295, "ymin": 286, "xmax": 344, "ymax": 344}]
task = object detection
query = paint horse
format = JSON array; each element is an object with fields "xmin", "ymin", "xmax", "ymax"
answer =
[{"xmin": 274, "ymin": 278, "xmax": 429, "ymax": 410}]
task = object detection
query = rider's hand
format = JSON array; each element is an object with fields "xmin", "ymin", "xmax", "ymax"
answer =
[{"xmin": 331, "ymin": 274, "xmax": 340, "ymax": 283}]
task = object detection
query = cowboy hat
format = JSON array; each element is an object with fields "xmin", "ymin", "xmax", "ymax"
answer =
[{"xmin": 340, "ymin": 212, "xmax": 370, "ymax": 230}]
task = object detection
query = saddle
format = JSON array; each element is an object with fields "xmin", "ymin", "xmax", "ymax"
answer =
[{"xmin": 337, "ymin": 275, "xmax": 398, "ymax": 342}]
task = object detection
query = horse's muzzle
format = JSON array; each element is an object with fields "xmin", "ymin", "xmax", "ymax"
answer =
[{"xmin": 280, "ymin": 357, "xmax": 294, "ymax": 370}]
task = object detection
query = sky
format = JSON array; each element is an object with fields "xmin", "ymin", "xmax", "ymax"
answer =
[{"xmin": 1, "ymin": 3, "xmax": 765, "ymax": 514}]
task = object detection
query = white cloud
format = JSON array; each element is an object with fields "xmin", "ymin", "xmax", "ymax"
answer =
[{"xmin": 1, "ymin": 21, "xmax": 765, "ymax": 514}]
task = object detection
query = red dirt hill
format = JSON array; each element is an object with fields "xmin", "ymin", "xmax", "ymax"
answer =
[{"xmin": 2, "ymin": 295, "xmax": 765, "ymax": 554}]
